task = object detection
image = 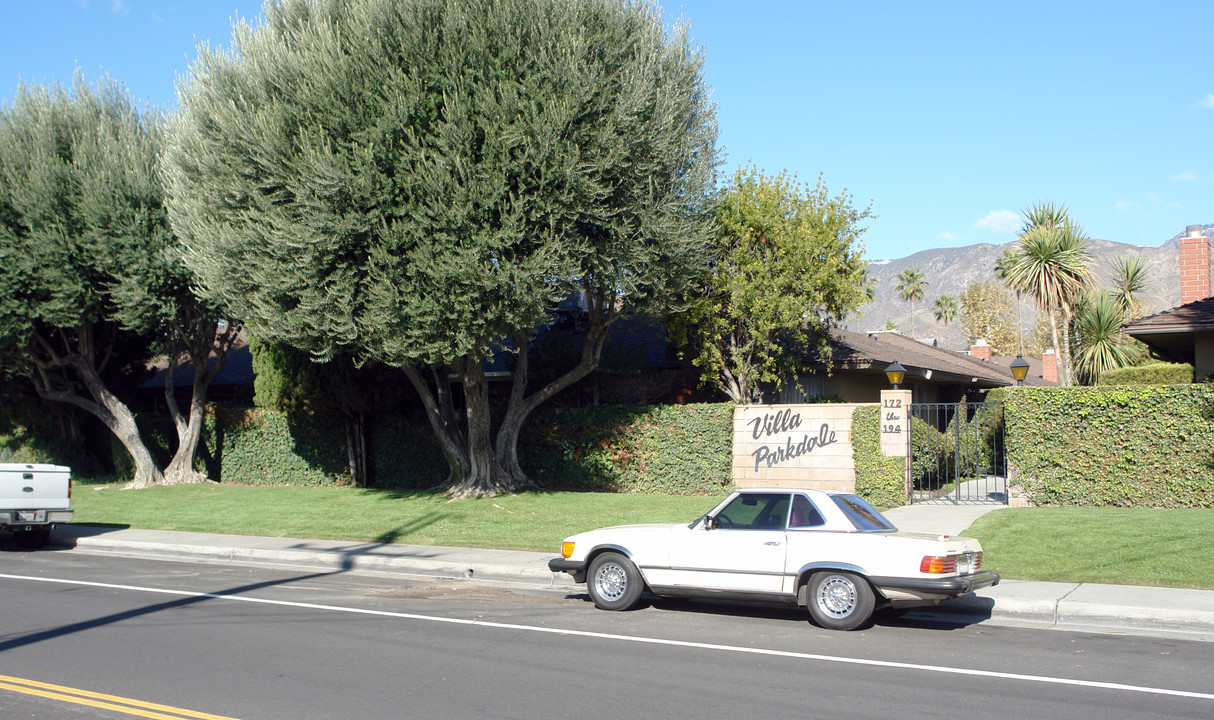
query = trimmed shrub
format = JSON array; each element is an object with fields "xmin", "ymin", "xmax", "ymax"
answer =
[
  {"xmin": 850, "ymin": 405, "xmax": 906, "ymax": 508},
  {"xmin": 519, "ymin": 403, "xmax": 734, "ymax": 495},
  {"xmin": 1101, "ymin": 362, "xmax": 1193, "ymax": 386},
  {"xmin": 1003, "ymin": 385, "xmax": 1214, "ymax": 507}
]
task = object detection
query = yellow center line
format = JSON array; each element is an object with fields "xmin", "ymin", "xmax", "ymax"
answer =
[{"xmin": 0, "ymin": 675, "xmax": 240, "ymax": 720}]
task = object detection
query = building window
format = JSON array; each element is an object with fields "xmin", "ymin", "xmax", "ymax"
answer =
[{"xmin": 777, "ymin": 374, "xmax": 825, "ymax": 404}]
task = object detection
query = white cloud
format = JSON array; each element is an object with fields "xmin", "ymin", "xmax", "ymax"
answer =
[
  {"xmin": 1171, "ymin": 169, "xmax": 1200, "ymax": 182},
  {"xmin": 973, "ymin": 209, "xmax": 1019, "ymax": 233},
  {"xmin": 1199, "ymin": 94, "xmax": 1214, "ymax": 109},
  {"xmin": 1113, "ymin": 200, "xmax": 1136, "ymax": 213},
  {"xmin": 939, "ymin": 231, "xmax": 958, "ymax": 241},
  {"xmin": 111, "ymin": 0, "xmax": 130, "ymax": 15}
]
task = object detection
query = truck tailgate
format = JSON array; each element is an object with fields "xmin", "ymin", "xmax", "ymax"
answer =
[{"xmin": 0, "ymin": 463, "xmax": 71, "ymax": 511}]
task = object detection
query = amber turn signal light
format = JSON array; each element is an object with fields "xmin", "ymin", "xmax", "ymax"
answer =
[
  {"xmin": 920, "ymin": 555, "xmax": 957, "ymax": 574},
  {"xmin": 562, "ymin": 542, "xmax": 575, "ymax": 559}
]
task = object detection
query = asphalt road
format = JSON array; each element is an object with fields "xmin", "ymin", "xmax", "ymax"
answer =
[{"xmin": 1, "ymin": 547, "xmax": 1212, "ymax": 720}]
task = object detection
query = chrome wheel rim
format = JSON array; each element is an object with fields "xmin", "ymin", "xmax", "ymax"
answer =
[
  {"xmin": 817, "ymin": 576, "xmax": 857, "ymax": 618},
  {"xmin": 594, "ymin": 562, "xmax": 627, "ymax": 602}
]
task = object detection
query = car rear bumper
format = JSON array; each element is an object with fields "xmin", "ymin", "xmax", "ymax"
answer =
[
  {"xmin": 0, "ymin": 510, "xmax": 73, "ymax": 527},
  {"xmin": 870, "ymin": 570, "xmax": 1000, "ymax": 597}
]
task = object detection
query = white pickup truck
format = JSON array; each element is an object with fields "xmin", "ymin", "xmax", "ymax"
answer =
[{"xmin": 1, "ymin": 463, "xmax": 73, "ymax": 549}]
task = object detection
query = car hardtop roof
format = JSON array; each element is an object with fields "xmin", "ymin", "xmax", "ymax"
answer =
[{"xmin": 733, "ymin": 487, "xmax": 850, "ymax": 497}]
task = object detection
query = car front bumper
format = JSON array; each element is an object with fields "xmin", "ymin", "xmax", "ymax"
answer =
[{"xmin": 548, "ymin": 557, "xmax": 587, "ymax": 583}]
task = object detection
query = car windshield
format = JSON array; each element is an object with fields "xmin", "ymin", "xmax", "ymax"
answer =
[{"xmin": 832, "ymin": 494, "xmax": 897, "ymax": 532}]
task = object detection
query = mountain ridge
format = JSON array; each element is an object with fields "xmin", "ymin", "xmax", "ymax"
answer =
[{"xmin": 844, "ymin": 225, "xmax": 1211, "ymax": 351}]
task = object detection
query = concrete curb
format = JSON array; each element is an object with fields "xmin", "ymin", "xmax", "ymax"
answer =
[{"xmin": 61, "ymin": 526, "xmax": 577, "ymax": 589}]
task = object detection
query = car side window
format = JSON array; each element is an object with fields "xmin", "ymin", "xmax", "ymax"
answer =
[
  {"xmin": 714, "ymin": 493, "xmax": 790, "ymax": 530},
  {"xmin": 788, "ymin": 494, "xmax": 826, "ymax": 528}
]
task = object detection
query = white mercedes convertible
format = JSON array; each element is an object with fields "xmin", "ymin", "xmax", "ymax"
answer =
[{"xmin": 548, "ymin": 488, "xmax": 999, "ymax": 630}]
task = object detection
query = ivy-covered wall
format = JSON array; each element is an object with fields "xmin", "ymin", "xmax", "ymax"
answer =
[
  {"xmin": 850, "ymin": 405, "xmax": 907, "ymax": 508},
  {"xmin": 519, "ymin": 403, "xmax": 735, "ymax": 494},
  {"xmin": 997, "ymin": 385, "xmax": 1214, "ymax": 507},
  {"xmin": 199, "ymin": 402, "xmax": 902, "ymax": 504}
]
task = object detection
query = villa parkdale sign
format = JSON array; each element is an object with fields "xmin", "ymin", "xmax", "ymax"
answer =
[{"xmin": 732, "ymin": 404, "xmax": 860, "ymax": 491}]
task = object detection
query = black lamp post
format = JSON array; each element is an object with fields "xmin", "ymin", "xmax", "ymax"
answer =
[
  {"xmin": 1010, "ymin": 354, "xmax": 1030, "ymax": 386},
  {"xmin": 884, "ymin": 360, "xmax": 907, "ymax": 389}
]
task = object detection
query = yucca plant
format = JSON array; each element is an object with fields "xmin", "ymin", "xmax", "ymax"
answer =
[{"xmin": 1073, "ymin": 291, "xmax": 1133, "ymax": 384}]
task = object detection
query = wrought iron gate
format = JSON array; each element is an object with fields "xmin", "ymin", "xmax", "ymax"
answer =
[{"xmin": 909, "ymin": 402, "xmax": 1007, "ymax": 505}]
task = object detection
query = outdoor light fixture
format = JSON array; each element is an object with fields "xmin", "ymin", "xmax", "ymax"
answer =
[
  {"xmin": 884, "ymin": 360, "xmax": 907, "ymax": 389},
  {"xmin": 1010, "ymin": 354, "xmax": 1030, "ymax": 386}
]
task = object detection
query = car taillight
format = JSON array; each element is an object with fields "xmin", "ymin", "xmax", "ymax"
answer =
[
  {"xmin": 972, "ymin": 552, "xmax": 983, "ymax": 570},
  {"xmin": 920, "ymin": 555, "xmax": 957, "ymax": 574},
  {"xmin": 562, "ymin": 542, "xmax": 575, "ymax": 559}
]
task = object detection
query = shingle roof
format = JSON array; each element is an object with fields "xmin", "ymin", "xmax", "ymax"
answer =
[
  {"xmin": 1122, "ymin": 296, "xmax": 1214, "ymax": 365},
  {"xmin": 1123, "ymin": 297, "xmax": 1214, "ymax": 334},
  {"xmin": 821, "ymin": 328, "xmax": 1017, "ymax": 386}
]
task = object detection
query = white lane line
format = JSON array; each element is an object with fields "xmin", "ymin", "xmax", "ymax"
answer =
[{"xmin": 4, "ymin": 572, "xmax": 1212, "ymax": 702}]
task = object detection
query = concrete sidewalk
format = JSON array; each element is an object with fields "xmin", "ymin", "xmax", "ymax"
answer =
[{"xmin": 51, "ymin": 505, "xmax": 1214, "ymax": 641}]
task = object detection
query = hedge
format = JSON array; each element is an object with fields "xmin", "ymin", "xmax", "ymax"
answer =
[
  {"xmin": 850, "ymin": 405, "xmax": 907, "ymax": 508},
  {"xmin": 999, "ymin": 385, "xmax": 1214, "ymax": 507},
  {"xmin": 201, "ymin": 401, "xmax": 902, "ymax": 503},
  {"xmin": 1101, "ymin": 362, "xmax": 1193, "ymax": 386},
  {"xmin": 518, "ymin": 403, "xmax": 735, "ymax": 494},
  {"xmin": 19, "ymin": 399, "xmax": 903, "ymax": 505}
]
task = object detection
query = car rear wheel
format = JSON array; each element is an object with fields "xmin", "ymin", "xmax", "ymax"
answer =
[
  {"xmin": 806, "ymin": 571, "xmax": 875, "ymax": 631},
  {"xmin": 587, "ymin": 552, "xmax": 644, "ymax": 611}
]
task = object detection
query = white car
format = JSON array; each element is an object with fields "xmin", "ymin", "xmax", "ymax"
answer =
[{"xmin": 548, "ymin": 488, "xmax": 999, "ymax": 630}]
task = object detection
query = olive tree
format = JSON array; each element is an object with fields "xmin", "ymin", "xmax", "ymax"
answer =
[
  {"xmin": 165, "ymin": 0, "xmax": 718, "ymax": 498},
  {"xmin": 0, "ymin": 75, "xmax": 239, "ymax": 487}
]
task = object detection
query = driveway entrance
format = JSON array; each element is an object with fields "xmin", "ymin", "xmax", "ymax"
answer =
[{"xmin": 909, "ymin": 402, "xmax": 1007, "ymax": 505}]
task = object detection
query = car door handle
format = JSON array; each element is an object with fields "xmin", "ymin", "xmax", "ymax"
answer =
[{"xmin": 764, "ymin": 541, "xmax": 781, "ymax": 546}]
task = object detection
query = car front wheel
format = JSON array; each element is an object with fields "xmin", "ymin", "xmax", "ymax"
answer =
[
  {"xmin": 587, "ymin": 552, "xmax": 644, "ymax": 611},
  {"xmin": 806, "ymin": 571, "xmax": 875, "ymax": 631}
]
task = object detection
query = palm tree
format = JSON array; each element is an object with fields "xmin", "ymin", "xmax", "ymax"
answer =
[
  {"xmin": 1110, "ymin": 256, "xmax": 1150, "ymax": 321},
  {"xmin": 1073, "ymin": 291, "xmax": 1133, "ymax": 384},
  {"xmin": 896, "ymin": 268, "xmax": 927, "ymax": 338},
  {"xmin": 1005, "ymin": 203, "xmax": 1095, "ymax": 386},
  {"xmin": 933, "ymin": 295, "xmax": 958, "ymax": 326}
]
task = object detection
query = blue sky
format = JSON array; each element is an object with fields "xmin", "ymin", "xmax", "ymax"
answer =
[{"xmin": 4, "ymin": 1, "xmax": 1211, "ymax": 260}]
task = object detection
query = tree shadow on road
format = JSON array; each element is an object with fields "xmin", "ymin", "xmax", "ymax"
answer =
[{"xmin": 0, "ymin": 570, "xmax": 345, "ymax": 654}]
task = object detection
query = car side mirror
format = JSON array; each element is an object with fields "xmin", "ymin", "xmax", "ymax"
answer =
[{"xmin": 703, "ymin": 515, "xmax": 717, "ymax": 531}]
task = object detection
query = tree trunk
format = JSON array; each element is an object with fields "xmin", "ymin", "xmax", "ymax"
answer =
[
  {"xmin": 1048, "ymin": 310, "xmax": 1066, "ymax": 387},
  {"xmin": 495, "ymin": 308, "xmax": 618, "ymax": 486},
  {"xmin": 162, "ymin": 356, "xmax": 210, "ymax": 485},
  {"xmin": 447, "ymin": 357, "xmax": 512, "ymax": 499},
  {"xmin": 31, "ymin": 323, "xmax": 164, "ymax": 487},
  {"xmin": 1061, "ymin": 311, "xmax": 1076, "ymax": 387},
  {"xmin": 402, "ymin": 364, "xmax": 471, "ymax": 488},
  {"xmin": 162, "ymin": 317, "xmax": 238, "ymax": 485},
  {"xmin": 345, "ymin": 410, "xmax": 369, "ymax": 488}
]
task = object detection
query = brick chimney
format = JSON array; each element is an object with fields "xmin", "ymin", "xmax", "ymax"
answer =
[
  {"xmin": 1042, "ymin": 349, "xmax": 1058, "ymax": 384},
  {"xmin": 1179, "ymin": 224, "xmax": 1211, "ymax": 305},
  {"xmin": 970, "ymin": 338, "xmax": 991, "ymax": 361}
]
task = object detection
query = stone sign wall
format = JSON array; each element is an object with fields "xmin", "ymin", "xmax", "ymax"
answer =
[{"xmin": 732, "ymin": 404, "xmax": 860, "ymax": 491}]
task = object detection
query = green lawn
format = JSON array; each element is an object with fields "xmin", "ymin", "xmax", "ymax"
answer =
[
  {"xmin": 69, "ymin": 482, "xmax": 1214, "ymax": 590},
  {"xmin": 70, "ymin": 482, "xmax": 726, "ymax": 552},
  {"xmin": 966, "ymin": 506, "xmax": 1214, "ymax": 590}
]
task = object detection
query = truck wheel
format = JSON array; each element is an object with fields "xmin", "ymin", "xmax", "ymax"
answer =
[
  {"xmin": 586, "ymin": 552, "xmax": 644, "ymax": 611},
  {"xmin": 14, "ymin": 527, "xmax": 51, "ymax": 550},
  {"xmin": 806, "ymin": 571, "xmax": 875, "ymax": 631}
]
